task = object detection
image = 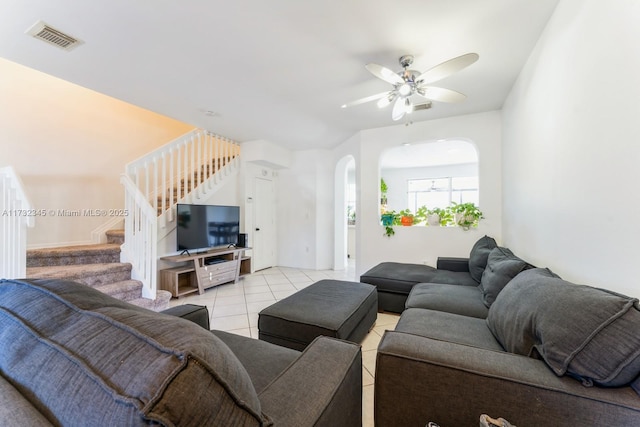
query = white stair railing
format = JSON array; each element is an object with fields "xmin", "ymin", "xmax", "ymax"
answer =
[
  {"xmin": 0, "ymin": 166, "xmax": 35, "ymax": 279},
  {"xmin": 120, "ymin": 175, "xmax": 157, "ymax": 299},
  {"xmin": 121, "ymin": 129, "xmax": 241, "ymax": 298}
]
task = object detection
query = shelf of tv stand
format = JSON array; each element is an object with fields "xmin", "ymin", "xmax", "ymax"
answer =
[{"xmin": 160, "ymin": 247, "xmax": 251, "ymax": 297}]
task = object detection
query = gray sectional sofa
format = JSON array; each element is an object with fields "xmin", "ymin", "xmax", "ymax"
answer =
[
  {"xmin": 361, "ymin": 235, "xmax": 501, "ymax": 312},
  {"xmin": 0, "ymin": 278, "xmax": 362, "ymax": 426},
  {"xmin": 368, "ymin": 236, "xmax": 640, "ymax": 426}
]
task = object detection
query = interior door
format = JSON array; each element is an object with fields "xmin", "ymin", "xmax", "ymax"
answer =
[{"xmin": 252, "ymin": 177, "xmax": 275, "ymax": 271}]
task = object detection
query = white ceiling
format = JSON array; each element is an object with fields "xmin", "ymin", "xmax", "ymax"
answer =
[{"xmin": 0, "ymin": 0, "xmax": 559, "ymax": 151}]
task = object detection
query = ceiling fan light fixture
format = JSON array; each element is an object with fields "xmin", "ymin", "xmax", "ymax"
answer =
[
  {"xmin": 342, "ymin": 52, "xmax": 478, "ymax": 121},
  {"xmin": 398, "ymin": 83, "xmax": 412, "ymax": 97}
]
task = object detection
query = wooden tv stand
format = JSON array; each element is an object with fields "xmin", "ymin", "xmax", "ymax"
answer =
[{"xmin": 160, "ymin": 247, "xmax": 251, "ymax": 298}]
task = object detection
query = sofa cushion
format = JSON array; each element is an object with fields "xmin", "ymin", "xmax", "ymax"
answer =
[
  {"xmin": 479, "ymin": 247, "xmax": 530, "ymax": 307},
  {"xmin": 468, "ymin": 235, "xmax": 498, "ymax": 282},
  {"xmin": 0, "ymin": 279, "xmax": 269, "ymax": 426},
  {"xmin": 633, "ymin": 375, "xmax": 640, "ymax": 396},
  {"xmin": 428, "ymin": 270, "xmax": 478, "ymax": 287},
  {"xmin": 405, "ymin": 283, "xmax": 489, "ymax": 319},
  {"xmin": 487, "ymin": 269, "xmax": 640, "ymax": 390},
  {"xmin": 0, "ymin": 374, "xmax": 53, "ymax": 426},
  {"xmin": 360, "ymin": 262, "xmax": 437, "ymax": 295},
  {"xmin": 395, "ymin": 308, "xmax": 504, "ymax": 352}
]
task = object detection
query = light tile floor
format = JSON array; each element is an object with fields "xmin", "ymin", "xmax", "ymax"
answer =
[{"xmin": 168, "ymin": 264, "xmax": 400, "ymax": 427}]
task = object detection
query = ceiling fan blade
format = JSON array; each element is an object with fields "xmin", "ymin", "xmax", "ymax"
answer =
[
  {"xmin": 417, "ymin": 53, "xmax": 479, "ymax": 85},
  {"xmin": 365, "ymin": 63, "xmax": 404, "ymax": 85},
  {"xmin": 391, "ymin": 98, "xmax": 406, "ymax": 121},
  {"xmin": 417, "ymin": 86, "xmax": 467, "ymax": 103},
  {"xmin": 341, "ymin": 92, "xmax": 390, "ymax": 108}
]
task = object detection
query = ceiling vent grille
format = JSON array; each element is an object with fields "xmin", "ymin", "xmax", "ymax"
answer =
[
  {"xmin": 26, "ymin": 21, "xmax": 83, "ymax": 51},
  {"xmin": 413, "ymin": 102, "xmax": 432, "ymax": 111}
]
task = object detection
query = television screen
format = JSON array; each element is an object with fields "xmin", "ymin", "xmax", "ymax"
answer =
[{"xmin": 176, "ymin": 204, "xmax": 240, "ymax": 252}]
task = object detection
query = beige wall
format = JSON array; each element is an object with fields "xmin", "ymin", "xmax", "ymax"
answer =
[{"xmin": 0, "ymin": 58, "xmax": 194, "ymax": 247}]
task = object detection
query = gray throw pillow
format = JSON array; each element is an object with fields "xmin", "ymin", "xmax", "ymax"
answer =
[
  {"xmin": 479, "ymin": 247, "xmax": 529, "ymax": 307},
  {"xmin": 487, "ymin": 269, "xmax": 640, "ymax": 391},
  {"xmin": 0, "ymin": 279, "xmax": 269, "ymax": 426},
  {"xmin": 468, "ymin": 235, "xmax": 498, "ymax": 283}
]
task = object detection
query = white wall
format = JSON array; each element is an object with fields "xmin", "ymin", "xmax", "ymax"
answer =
[
  {"xmin": 0, "ymin": 58, "xmax": 193, "ymax": 247},
  {"xmin": 277, "ymin": 149, "xmax": 334, "ymax": 270},
  {"xmin": 156, "ymin": 171, "xmax": 240, "ymax": 271},
  {"xmin": 355, "ymin": 111, "xmax": 503, "ymax": 276},
  {"xmin": 502, "ymin": 0, "xmax": 640, "ymax": 297}
]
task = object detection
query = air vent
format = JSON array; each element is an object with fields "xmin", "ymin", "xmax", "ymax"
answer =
[{"xmin": 26, "ymin": 21, "xmax": 83, "ymax": 51}]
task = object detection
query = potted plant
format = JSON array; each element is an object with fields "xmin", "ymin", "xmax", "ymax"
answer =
[
  {"xmin": 413, "ymin": 205, "xmax": 428, "ymax": 225},
  {"xmin": 347, "ymin": 206, "xmax": 356, "ymax": 225},
  {"xmin": 426, "ymin": 207, "xmax": 443, "ymax": 226},
  {"xmin": 380, "ymin": 210, "xmax": 398, "ymax": 237},
  {"xmin": 380, "ymin": 178, "xmax": 388, "ymax": 206},
  {"xmin": 450, "ymin": 202, "xmax": 484, "ymax": 230},
  {"xmin": 398, "ymin": 209, "xmax": 414, "ymax": 226}
]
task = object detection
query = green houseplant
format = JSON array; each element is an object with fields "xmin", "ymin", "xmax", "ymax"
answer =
[
  {"xmin": 381, "ymin": 210, "xmax": 398, "ymax": 237},
  {"xmin": 413, "ymin": 206, "xmax": 428, "ymax": 225},
  {"xmin": 347, "ymin": 206, "xmax": 356, "ymax": 225},
  {"xmin": 450, "ymin": 202, "xmax": 484, "ymax": 230},
  {"xmin": 398, "ymin": 209, "xmax": 414, "ymax": 226},
  {"xmin": 426, "ymin": 207, "xmax": 453, "ymax": 226},
  {"xmin": 380, "ymin": 178, "xmax": 388, "ymax": 206}
]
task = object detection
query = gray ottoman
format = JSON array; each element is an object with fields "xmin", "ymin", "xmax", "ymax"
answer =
[{"xmin": 258, "ymin": 279, "xmax": 378, "ymax": 351}]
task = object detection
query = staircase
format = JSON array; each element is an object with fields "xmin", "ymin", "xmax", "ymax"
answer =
[
  {"xmin": 25, "ymin": 229, "xmax": 171, "ymax": 311},
  {"xmin": 3, "ymin": 129, "xmax": 239, "ymax": 305},
  {"xmin": 122, "ymin": 128, "xmax": 240, "ymax": 300}
]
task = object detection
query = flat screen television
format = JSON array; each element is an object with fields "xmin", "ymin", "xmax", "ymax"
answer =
[{"xmin": 176, "ymin": 204, "xmax": 240, "ymax": 253}]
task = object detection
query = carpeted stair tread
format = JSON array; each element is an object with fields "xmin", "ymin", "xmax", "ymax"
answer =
[
  {"xmin": 94, "ymin": 280, "xmax": 143, "ymax": 301},
  {"xmin": 26, "ymin": 263, "xmax": 132, "ymax": 287},
  {"xmin": 127, "ymin": 290, "xmax": 172, "ymax": 312},
  {"xmin": 26, "ymin": 229, "xmax": 170, "ymax": 311},
  {"xmin": 27, "ymin": 243, "xmax": 121, "ymax": 267},
  {"xmin": 106, "ymin": 229, "xmax": 125, "ymax": 245}
]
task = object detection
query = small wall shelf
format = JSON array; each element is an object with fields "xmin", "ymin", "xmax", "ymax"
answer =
[{"xmin": 160, "ymin": 247, "xmax": 251, "ymax": 298}]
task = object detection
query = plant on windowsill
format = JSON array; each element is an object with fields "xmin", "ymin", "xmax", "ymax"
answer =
[
  {"xmin": 413, "ymin": 206, "xmax": 428, "ymax": 225},
  {"xmin": 398, "ymin": 209, "xmax": 415, "ymax": 226},
  {"xmin": 450, "ymin": 202, "xmax": 484, "ymax": 230},
  {"xmin": 347, "ymin": 206, "xmax": 356, "ymax": 225},
  {"xmin": 380, "ymin": 178, "xmax": 388, "ymax": 207},
  {"xmin": 426, "ymin": 207, "xmax": 452, "ymax": 226},
  {"xmin": 381, "ymin": 210, "xmax": 399, "ymax": 237}
]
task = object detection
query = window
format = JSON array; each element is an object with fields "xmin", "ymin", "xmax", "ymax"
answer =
[{"xmin": 407, "ymin": 176, "xmax": 479, "ymax": 212}]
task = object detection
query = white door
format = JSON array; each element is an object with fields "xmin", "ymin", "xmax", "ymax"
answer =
[{"xmin": 253, "ymin": 177, "xmax": 276, "ymax": 271}]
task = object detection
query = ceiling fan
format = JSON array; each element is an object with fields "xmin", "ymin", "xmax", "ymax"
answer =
[{"xmin": 342, "ymin": 53, "xmax": 479, "ymax": 121}]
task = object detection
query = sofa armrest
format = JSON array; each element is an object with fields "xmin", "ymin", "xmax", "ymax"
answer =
[
  {"xmin": 161, "ymin": 304, "xmax": 210, "ymax": 330},
  {"xmin": 259, "ymin": 336, "xmax": 362, "ymax": 427},
  {"xmin": 436, "ymin": 256, "xmax": 470, "ymax": 272},
  {"xmin": 375, "ymin": 331, "xmax": 640, "ymax": 427}
]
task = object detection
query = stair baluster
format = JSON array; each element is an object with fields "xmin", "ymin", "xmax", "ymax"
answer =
[
  {"xmin": 0, "ymin": 166, "xmax": 34, "ymax": 279},
  {"xmin": 121, "ymin": 129, "xmax": 240, "ymax": 299}
]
